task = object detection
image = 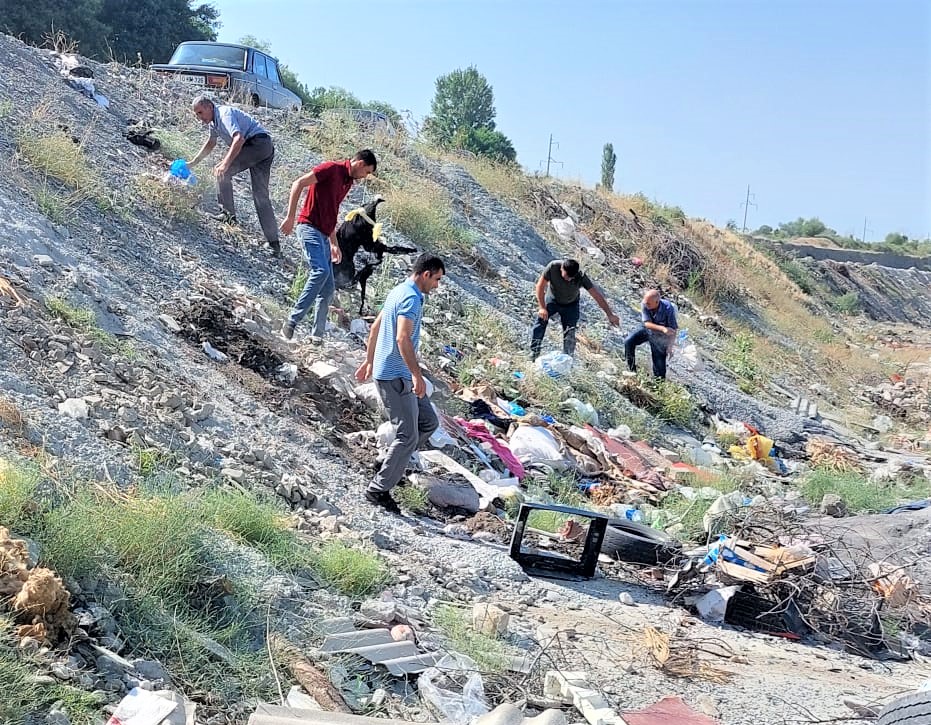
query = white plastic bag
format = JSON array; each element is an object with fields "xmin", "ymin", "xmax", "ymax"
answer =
[
  {"xmin": 508, "ymin": 426, "xmax": 566, "ymax": 467},
  {"xmin": 535, "ymin": 351, "xmax": 573, "ymax": 378},
  {"xmin": 562, "ymin": 397, "xmax": 599, "ymax": 425},
  {"xmin": 550, "ymin": 216, "xmax": 576, "ymax": 242},
  {"xmin": 679, "ymin": 342, "xmax": 703, "ymax": 371},
  {"xmin": 106, "ymin": 688, "xmax": 177, "ymax": 725},
  {"xmin": 429, "ymin": 404, "xmax": 456, "ymax": 448},
  {"xmin": 418, "ymin": 653, "xmax": 489, "ymax": 725}
]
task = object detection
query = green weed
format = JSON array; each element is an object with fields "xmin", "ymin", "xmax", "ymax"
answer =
[
  {"xmin": 394, "ymin": 484, "xmax": 431, "ymax": 515},
  {"xmin": 801, "ymin": 467, "xmax": 929, "ymax": 514},
  {"xmin": 312, "ymin": 540, "xmax": 389, "ymax": 597},
  {"xmin": 433, "ymin": 605, "xmax": 507, "ymax": 672}
]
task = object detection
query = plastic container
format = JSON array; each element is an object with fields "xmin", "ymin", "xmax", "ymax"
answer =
[{"xmin": 677, "ymin": 328, "xmax": 689, "ymax": 345}]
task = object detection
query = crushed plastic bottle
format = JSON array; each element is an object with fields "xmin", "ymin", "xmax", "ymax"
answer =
[{"xmin": 677, "ymin": 328, "xmax": 689, "ymax": 345}]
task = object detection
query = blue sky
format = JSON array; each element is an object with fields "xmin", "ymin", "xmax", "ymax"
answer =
[{"xmin": 210, "ymin": 0, "xmax": 930, "ymax": 240}]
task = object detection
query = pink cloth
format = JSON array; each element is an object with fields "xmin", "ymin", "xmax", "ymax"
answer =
[{"xmin": 456, "ymin": 418, "xmax": 526, "ymax": 480}]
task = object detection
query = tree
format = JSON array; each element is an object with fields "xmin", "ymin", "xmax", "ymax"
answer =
[
  {"xmin": 0, "ymin": 0, "xmax": 109, "ymax": 55},
  {"xmin": 305, "ymin": 86, "xmax": 362, "ymax": 116},
  {"xmin": 454, "ymin": 127, "xmax": 516, "ymax": 163},
  {"xmin": 0, "ymin": 0, "xmax": 219, "ymax": 62},
  {"xmin": 101, "ymin": 0, "xmax": 218, "ymax": 63},
  {"xmin": 725, "ymin": 220, "xmax": 738, "ymax": 231},
  {"xmin": 426, "ymin": 66, "xmax": 496, "ymax": 147},
  {"xmin": 884, "ymin": 232, "xmax": 909, "ymax": 246},
  {"xmin": 239, "ymin": 35, "xmax": 310, "ymax": 105},
  {"xmin": 600, "ymin": 143, "xmax": 616, "ymax": 191},
  {"xmin": 752, "ymin": 224, "xmax": 773, "ymax": 236},
  {"xmin": 425, "ymin": 65, "xmax": 516, "ymax": 162}
]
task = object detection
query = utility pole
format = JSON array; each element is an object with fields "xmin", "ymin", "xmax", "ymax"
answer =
[
  {"xmin": 862, "ymin": 217, "xmax": 869, "ymax": 244},
  {"xmin": 542, "ymin": 134, "xmax": 562, "ymax": 177},
  {"xmin": 740, "ymin": 185, "xmax": 757, "ymax": 232}
]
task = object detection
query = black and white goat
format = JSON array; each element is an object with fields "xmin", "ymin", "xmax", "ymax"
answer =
[{"xmin": 332, "ymin": 196, "xmax": 416, "ymax": 313}]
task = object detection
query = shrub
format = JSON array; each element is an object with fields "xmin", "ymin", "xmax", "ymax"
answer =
[
  {"xmin": 0, "ymin": 460, "xmax": 42, "ymax": 533},
  {"xmin": 394, "ymin": 484, "xmax": 430, "ymax": 515},
  {"xmin": 833, "ymin": 291, "xmax": 860, "ymax": 314},
  {"xmin": 800, "ymin": 467, "xmax": 928, "ymax": 514}
]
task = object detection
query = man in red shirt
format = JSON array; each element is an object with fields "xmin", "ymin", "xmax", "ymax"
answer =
[{"xmin": 279, "ymin": 149, "xmax": 378, "ymax": 339}]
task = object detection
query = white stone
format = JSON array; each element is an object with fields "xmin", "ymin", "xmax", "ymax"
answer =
[
  {"xmin": 58, "ymin": 398, "xmax": 89, "ymax": 420},
  {"xmin": 472, "ymin": 603, "xmax": 509, "ymax": 637}
]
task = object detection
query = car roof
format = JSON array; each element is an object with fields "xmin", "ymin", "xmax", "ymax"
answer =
[{"xmin": 175, "ymin": 41, "xmax": 279, "ymax": 63}]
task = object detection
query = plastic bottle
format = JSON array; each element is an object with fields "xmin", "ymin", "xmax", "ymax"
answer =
[
  {"xmin": 677, "ymin": 328, "xmax": 689, "ymax": 345},
  {"xmin": 614, "ymin": 504, "xmax": 643, "ymax": 523}
]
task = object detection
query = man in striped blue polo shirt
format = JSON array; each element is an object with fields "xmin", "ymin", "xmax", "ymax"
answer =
[{"xmin": 354, "ymin": 253, "xmax": 446, "ymax": 513}]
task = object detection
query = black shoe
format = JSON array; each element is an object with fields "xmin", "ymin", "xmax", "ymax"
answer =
[
  {"xmin": 365, "ymin": 490, "xmax": 401, "ymax": 514},
  {"xmin": 268, "ymin": 239, "xmax": 281, "ymax": 255}
]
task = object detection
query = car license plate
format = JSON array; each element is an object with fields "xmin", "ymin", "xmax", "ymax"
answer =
[{"xmin": 179, "ymin": 74, "xmax": 205, "ymax": 85}]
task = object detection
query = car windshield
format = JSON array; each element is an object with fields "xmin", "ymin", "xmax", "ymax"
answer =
[{"xmin": 169, "ymin": 44, "xmax": 246, "ymax": 70}]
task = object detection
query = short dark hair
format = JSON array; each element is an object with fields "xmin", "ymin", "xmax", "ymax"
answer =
[
  {"xmin": 353, "ymin": 149, "xmax": 377, "ymax": 172},
  {"xmin": 562, "ymin": 259, "xmax": 580, "ymax": 278},
  {"xmin": 413, "ymin": 253, "xmax": 445, "ymax": 276}
]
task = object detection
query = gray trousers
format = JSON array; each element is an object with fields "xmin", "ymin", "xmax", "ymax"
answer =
[
  {"xmin": 369, "ymin": 378, "xmax": 438, "ymax": 493},
  {"xmin": 217, "ymin": 135, "xmax": 278, "ymax": 242}
]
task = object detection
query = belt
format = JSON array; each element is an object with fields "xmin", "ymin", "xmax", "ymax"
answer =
[{"xmin": 245, "ymin": 133, "xmax": 271, "ymax": 143}]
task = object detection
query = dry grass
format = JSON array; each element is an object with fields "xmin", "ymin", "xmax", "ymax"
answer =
[
  {"xmin": 132, "ymin": 175, "xmax": 201, "ymax": 224},
  {"xmin": 0, "ymin": 397, "xmax": 25, "ymax": 435}
]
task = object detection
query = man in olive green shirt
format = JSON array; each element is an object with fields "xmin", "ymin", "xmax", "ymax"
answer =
[{"xmin": 530, "ymin": 258, "xmax": 619, "ymax": 359}]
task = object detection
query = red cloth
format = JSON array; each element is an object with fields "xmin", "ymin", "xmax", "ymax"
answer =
[
  {"xmin": 455, "ymin": 418, "xmax": 525, "ymax": 480},
  {"xmin": 623, "ymin": 696, "xmax": 719, "ymax": 725},
  {"xmin": 297, "ymin": 160, "xmax": 354, "ymax": 235}
]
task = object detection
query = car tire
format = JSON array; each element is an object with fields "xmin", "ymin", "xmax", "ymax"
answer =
[
  {"xmin": 601, "ymin": 518, "xmax": 680, "ymax": 565},
  {"xmin": 877, "ymin": 690, "xmax": 931, "ymax": 724}
]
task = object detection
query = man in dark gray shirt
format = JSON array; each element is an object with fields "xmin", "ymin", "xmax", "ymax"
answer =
[
  {"xmin": 530, "ymin": 259, "xmax": 619, "ymax": 360},
  {"xmin": 188, "ymin": 95, "xmax": 280, "ymax": 252}
]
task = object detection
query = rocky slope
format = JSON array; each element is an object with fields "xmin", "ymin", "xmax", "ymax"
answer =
[{"xmin": 0, "ymin": 34, "xmax": 929, "ymax": 725}]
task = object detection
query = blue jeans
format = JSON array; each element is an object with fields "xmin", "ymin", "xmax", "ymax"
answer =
[
  {"xmin": 624, "ymin": 327, "xmax": 669, "ymax": 378},
  {"xmin": 530, "ymin": 300, "xmax": 581, "ymax": 360},
  {"xmin": 288, "ymin": 224, "xmax": 334, "ymax": 336}
]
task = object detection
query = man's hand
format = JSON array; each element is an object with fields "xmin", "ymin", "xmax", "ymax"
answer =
[
  {"xmin": 279, "ymin": 218, "xmax": 295, "ymax": 236},
  {"xmin": 354, "ymin": 361, "xmax": 372, "ymax": 382},
  {"xmin": 607, "ymin": 313, "xmax": 620, "ymax": 327},
  {"xmin": 537, "ymin": 307, "xmax": 549, "ymax": 321},
  {"xmin": 213, "ymin": 161, "xmax": 230, "ymax": 178},
  {"xmin": 411, "ymin": 373, "xmax": 426, "ymax": 397},
  {"xmin": 330, "ymin": 241, "xmax": 342, "ymax": 264},
  {"xmin": 661, "ymin": 326, "xmax": 670, "ymax": 336}
]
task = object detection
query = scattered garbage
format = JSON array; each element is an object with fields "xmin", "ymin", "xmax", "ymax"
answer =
[
  {"xmin": 509, "ymin": 426, "xmax": 566, "ymax": 468},
  {"xmin": 535, "ymin": 351, "xmax": 573, "ymax": 378},
  {"xmin": 418, "ymin": 653, "xmax": 489, "ymax": 725},
  {"xmin": 201, "ymin": 341, "xmax": 229, "ymax": 363},
  {"xmin": 106, "ymin": 688, "xmax": 178, "ymax": 725},
  {"xmin": 562, "ymin": 397, "xmax": 599, "ymax": 425}
]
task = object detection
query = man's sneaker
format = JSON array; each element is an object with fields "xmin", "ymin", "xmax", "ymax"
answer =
[
  {"xmin": 268, "ymin": 239, "xmax": 281, "ymax": 255},
  {"xmin": 281, "ymin": 321, "xmax": 295, "ymax": 340},
  {"xmin": 364, "ymin": 489, "xmax": 401, "ymax": 514}
]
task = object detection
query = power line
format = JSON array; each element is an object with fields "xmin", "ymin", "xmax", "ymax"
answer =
[{"xmin": 740, "ymin": 184, "xmax": 757, "ymax": 232}]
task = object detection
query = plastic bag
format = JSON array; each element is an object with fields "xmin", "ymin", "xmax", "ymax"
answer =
[
  {"xmin": 679, "ymin": 342, "xmax": 703, "ymax": 371},
  {"xmin": 562, "ymin": 397, "xmax": 599, "ymax": 425},
  {"xmin": 418, "ymin": 653, "xmax": 489, "ymax": 725},
  {"xmin": 429, "ymin": 405, "xmax": 456, "ymax": 448},
  {"xmin": 508, "ymin": 426, "xmax": 565, "ymax": 467},
  {"xmin": 550, "ymin": 216, "xmax": 576, "ymax": 242},
  {"xmin": 535, "ymin": 351, "xmax": 573, "ymax": 378}
]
